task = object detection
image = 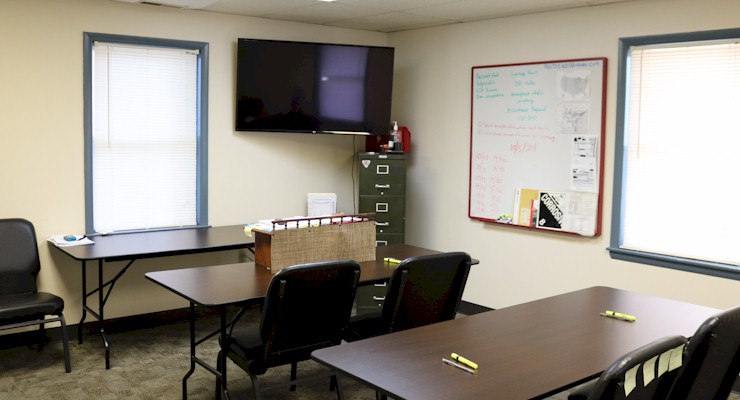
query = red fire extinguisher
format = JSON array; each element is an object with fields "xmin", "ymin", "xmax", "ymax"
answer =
[{"xmin": 364, "ymin": 126, "xmax": 412, "ymax": 153}]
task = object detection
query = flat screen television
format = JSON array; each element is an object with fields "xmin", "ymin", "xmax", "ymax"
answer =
[{"xmin": 235, "ymin": 39, "xmax": 395, "ymax": 135}]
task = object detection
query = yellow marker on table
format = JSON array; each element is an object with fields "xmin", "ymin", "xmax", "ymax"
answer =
[
  {"xmin": 383, "ymin": 257, "xmax": 402, "ymax": 264},
  {"xmin": 451, "ymin": 353, "xmax": 478, "ymax": 370},
  {"xmin": 601, "ymin": 310, "xmax": 637, "ymax": 322}
]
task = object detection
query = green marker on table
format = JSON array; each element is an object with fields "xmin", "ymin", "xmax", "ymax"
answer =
[{"xmin": 383, "ymin": 257, "xmax": 402, "ymax": 264}]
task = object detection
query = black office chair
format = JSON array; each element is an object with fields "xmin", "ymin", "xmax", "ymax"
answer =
[
  {"xmin": 343, "ymin": 252, "xmax": 472, "ymax": 342},
  {"xmin": 568, "ymin": 335, "xmax": 688, "ymax": 400},
  {"xmin": 216, "ymin": 260, "xmax": 361, "ymax": 400},
  {"xmin": 666, "ymin": 304, "xmax": 740, "ymax": 400},
  {"xmin": 0, "ymin": 218, "xmax": 71, "ymax": 373}
]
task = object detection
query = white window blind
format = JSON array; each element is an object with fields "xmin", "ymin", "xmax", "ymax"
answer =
[
  {"xmin": 92, "ymin": 42, "xmax": 198, "ymax": 232},
  {"xmin": 621, "ymin": 39, "xmax": 740, "ymax": 265}
]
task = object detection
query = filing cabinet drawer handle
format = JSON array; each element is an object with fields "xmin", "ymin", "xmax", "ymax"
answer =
[
  {"xmin": 375, "ymin": 184, "xmax": 391, "ymax": 189},
  {"xmin": 376, "ymin": 240, "xmax": 388, "ymax": 246},
  {"xmin": 377, "ymin": 165, "xmax": 389, "ymax": 174},
  {"xmin": 372, "ymin": 296, "xmax": 386, "ymax": 301},
  {"xmin": 376, "ymin": 203, "xmax": 389, "ymax": 213},
  {"xmin": 375, "ymin": 222, "xmax": 389, "ymax": 227},
  {"xmin": 374, "ymin": 282, "xmax": 387, "ymax": 287}
]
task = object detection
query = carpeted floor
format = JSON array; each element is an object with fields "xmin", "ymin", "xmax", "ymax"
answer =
[
  {"xmin": 0, "ymin": 309, "xmax": 379, "ymax": 400},
  {"xmin": 0, "ymin": 311, "xmax": 737, "ymax": 400}
]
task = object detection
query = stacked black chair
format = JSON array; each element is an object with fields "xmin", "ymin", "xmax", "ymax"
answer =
[
  {"xmin": 568, "ymin": 336, "xmax": 688, "ymax": 400},
  {"xmin": 0, "ymin": 218, "xmax": 71, "ymax": 373},
  {"xmin": 570, "ymin": 303, "xmax": 740, "ymax": 400},
  {"xmin": 666, "ymin": 304, "xmax": 740, "ymax": 400}
]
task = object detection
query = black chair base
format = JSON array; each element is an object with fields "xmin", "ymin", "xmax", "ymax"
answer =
[
  {"xmin": 217, "ymin": 351, "xmax": 342, "ymax": 400},
  {"xmin": 0, "ymin": 314, "xmax": 71, "ymax": 373}
]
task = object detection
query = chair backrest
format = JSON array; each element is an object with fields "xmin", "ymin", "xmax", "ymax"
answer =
[
  {"xmin": 586, "ymin": 335, "xmax": 688, "ymax": 400},
  {"xmin": 667, "ymin": 304, "xmax": 740, "ymax": 400},
  {"xmin": 381, "ymin": 252, "xmax": 472, "ymax": 333},
  {"xmin": 0, "ymin": 218, "xmax": 40, "ymax": 296},
  {"xmin": 258, "ymin": 259, "xmax": 361, "ymax": 367}
]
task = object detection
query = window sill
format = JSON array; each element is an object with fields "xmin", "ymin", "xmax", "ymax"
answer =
[{"xmin": 607, "ymin": 247, "xmax": 740, "ymax": 281}]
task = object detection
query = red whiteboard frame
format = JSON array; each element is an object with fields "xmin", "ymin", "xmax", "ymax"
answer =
[{"xmin": 468, "ymin": 57, "xmax": 607, "ymax": 237}]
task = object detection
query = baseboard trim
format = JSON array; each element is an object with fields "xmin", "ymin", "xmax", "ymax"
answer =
[
  {"xmin": 458, "ymin": 300, "xmax": 494, "ymax": 315},
  {"xmin": 6, "ymin": 301, "xmax": 488, "ymax": 349},
  {"xmin": 0, "ymin": 303, "xmax": 255, "ymax": 351}
]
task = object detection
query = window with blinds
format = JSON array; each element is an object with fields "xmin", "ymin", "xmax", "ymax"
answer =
[
  {"xmin": 609, "ymin": 29, "xmax": 740, "ymax": 280},
  {"xmin": 83, "ymin": 34, "xmax": 208, "ymax": 234}
]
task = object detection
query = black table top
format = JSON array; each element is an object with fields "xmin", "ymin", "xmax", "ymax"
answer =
[
  {"xmin": 49, "ymin": 225, "xmax": 253, "ymax": 262},
  {"xmin": 146, "ymin": 262, "xmax": 271, "ymax": 306},
  {"xmin": 144, "ymin": 244, "xmax": 444, "ymax": 306},
  {"xmin": 312, "ymin": 286, "xmax": 720, "ymax": 400}
]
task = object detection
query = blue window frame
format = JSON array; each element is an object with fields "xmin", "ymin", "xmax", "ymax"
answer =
[
  {"xmin": 83, "ymin": 33, "xmax": 209, "ymax": 234},
  {"xmin": 609, "ymin": 28, "xmax": 740, "ymax": 280}
]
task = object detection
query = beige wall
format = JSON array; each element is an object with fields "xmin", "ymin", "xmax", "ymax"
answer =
[
  {"xmin": 0, "ymin": 0, "xmax": 738, "ymax": 330},
  {"xmin": 389, "ymin": 0, "xmax": 740, "ymax": 309},
  {"xmin": 0, "ymin": 0, "xmax": 386, "ymax": 323}
]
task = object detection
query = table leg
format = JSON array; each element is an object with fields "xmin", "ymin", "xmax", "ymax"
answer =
[
  {"xmin": 80, "ymin": 258, "xmax": 136, "ymax": 369},
  {"xmin": 99, "ymin": 259, "xmax": 110, "ymax": 370},
  {"xmin": 182, "ymin": 302, "xmax": 197, "ymax": 400},
  {"xmin": 78, "ymin": 260, "xmax": 88, "ymax": 345},
  {"xmin": 182, "ymin": 303, "xmax": 235, "ymax": 400},
  {"xmin": 220, "ymin": 307, "xmax": 231, "ymax": 400},
  {"xmin": 78, "ymin": 259, "xmax": 113, "ymax": 368}
]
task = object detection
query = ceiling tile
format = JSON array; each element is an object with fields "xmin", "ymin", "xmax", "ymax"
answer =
[
  {"xmin": 336, "ymin": 0, "xmax": 459, "ymax": 12},
  {"xmin": 108, "ymin": 0, "xmax": 652, "ymax": 33},
  {"xmin": 584, "ymin": 0, "xmax": 641, "ymax": 4},
  {"xmin": 265, "ymin": 2, "xmax": 387, "ymax": 24},
  {"xmin": 408, "ymin": 0, "xmax": 580, "ymax": 21},
  {"xmin": 202, "ymin": 0, "xmax": 318, "ymax": 16},
  {"xmin": 327, "ymin": 11, "xmax": 454, "ymax": 32}
]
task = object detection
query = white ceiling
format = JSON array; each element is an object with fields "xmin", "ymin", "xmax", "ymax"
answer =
[{"xmin": 111, "ymin": 0, "xmax": 643, "ymax": 33}]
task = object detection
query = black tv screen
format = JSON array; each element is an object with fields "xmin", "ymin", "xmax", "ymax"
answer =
[{"xmin": 236, "ymin": 39, "xmax": 394, "ymax": 135}]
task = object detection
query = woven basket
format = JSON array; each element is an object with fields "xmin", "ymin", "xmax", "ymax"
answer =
[{"xmin": 254, "ymin": 217, "xmax": 376, "ymax": 273}]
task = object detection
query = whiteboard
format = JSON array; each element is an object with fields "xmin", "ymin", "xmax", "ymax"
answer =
[{"xmin": 468, "ymin": 58, "xmax": 606, "ymax": 236}]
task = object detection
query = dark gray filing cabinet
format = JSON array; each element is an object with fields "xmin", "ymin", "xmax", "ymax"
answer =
[
  {"xmin": 355, "ymin": 152, "xmax": 406, "ymax": 315},
  {"xmin": 358, "ymin": 152, "xmax": 406, "ymax": 246}
]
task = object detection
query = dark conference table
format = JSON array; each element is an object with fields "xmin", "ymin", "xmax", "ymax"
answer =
[
  {"xmin": 49, "ymin": 225, "xmax": 254, "ymax": 369},
  {"xmin": 311, "ymin": 286, "xmax": 721, "ymax": 400},
  {"xmin": 145, "ymin": 243, "xmax": 443, "ymax": 399}
]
